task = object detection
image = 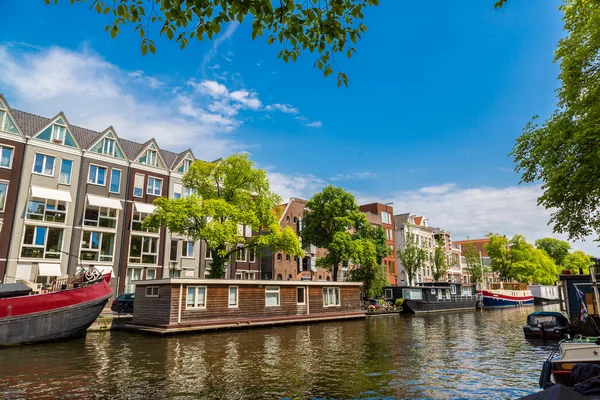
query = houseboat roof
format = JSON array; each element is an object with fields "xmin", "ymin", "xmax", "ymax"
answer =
[
  {"xmin": 530, "ymin": 311, "xmax": 567, "ymax": 318},
  {"xmin": 134, "ymin": 279, "xmax": 363, "ymax": 287}
]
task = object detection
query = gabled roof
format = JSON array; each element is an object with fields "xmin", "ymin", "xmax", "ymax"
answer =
[
  {"xmin": 171, "ymin": 148, "xmax": 195, "ymax": 171},
  {"xmin": 0, "ymin": 94, "xmax": 24, "ymax": 137},
  {"xmin": 413, "ymin": 216, "xmax": 424, "ymax": 226},
  {"xmin": 132, "ymin": 138, "xmax": 168, "ymax": 169},
  {"xmin": 119, "ymin": 138, "xmax": 144, "ymax": 160},
  {"xmin": 160, "ymin": 148, "xmax": 179, "ymax": 170},
  {"xmin": 71, "ymin": 125, "xmax": 103, "ymax": 149},
  {"xmin": 10, "ymin": 109, "xmax": 52, "ymax": 138}
]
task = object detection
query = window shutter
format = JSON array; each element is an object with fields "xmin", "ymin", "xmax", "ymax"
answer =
[{"xmin": 134, "ymin": 174, "xmax": 144, "ymax": 189}]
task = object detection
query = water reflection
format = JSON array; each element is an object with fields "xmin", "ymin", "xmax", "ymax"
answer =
[{"xmin": 0, "ymin": 306, "xmax": 559, "ymax": 399}]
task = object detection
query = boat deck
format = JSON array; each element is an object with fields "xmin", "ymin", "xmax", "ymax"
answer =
[{"xmin": 126, "ymin": 311, "xmax": 367, "ymax": 335}]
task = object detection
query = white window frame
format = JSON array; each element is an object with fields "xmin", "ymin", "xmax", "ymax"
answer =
[
  {"xmin": 248, "ymin": 248, "xmax": 256, "ymax": 263},
  {"xmin": 109, "ymin": 168, "xmax": 122, "ymax": 194},
  {"xmin": 236, "ymin": 248, "xmax": 247, "ymax": 262},
  {"xmin": 131, "ymin": 211, "xmax": 158, "ymax": 233},
  {"xmin": 181, "ymin": 241, "xmax": 195, "ymax": 258},
  {"xmin": 58, "ymin": 158, "xmax": 73, "ymax": 185},
  {"xmin": 51, "ymin": 123, "xmax": 66, "ymax": 143},
  {"xmin": 186, "ymin": 286, "xmax": 207, "ymax": 309},
  {"xmin": 323, "ymin": 287, "xmax": 341, "ymax": 307},
  {"xmin": 450, "ymin": 285, "xmax": 457, "ymax": 295},
  {"xmin": 173, "ymin": 182, "xmax": 182, "ymax": 199},
  {"xmin": 133, "ymin": 173, "xmax": 144, "ymax": 198},
  {"xmin": 147, "ymin": 177, "xmax": 162, "ymax": 196},
  {"xmin": 83, "ymin": 206, "xmax": 118, "ymax": 229},
  {"xmin": 146, "ymin": 268, "xmax": 157, "ymax": 280},
  {"xmin": 80, "ymin": 230, "xmax": 115, "ymax": 262},
  {"xmin": 0, "ymin": 145, "xmax": 14, "ymax": 169},
  {"xmin": 128, "ymin": 234, "xmax": 159, "ymax": 265},
  {"xmin": 32, "ymin": 153, "xmax": 56, "ymax": 177},
  {"xmin": 265, "ymin": 286, "xmax": 280, "ymax": 307},
  {"xmin": 0, "ymin": 181, "xmax": 8, "ymax": 212},
  {"xmin": 384, "ymin": 288, "xmax": 393, "ymax": 299},
  {"xmin": 245, "ymin": 272, "xmax": 255, "ymax": 280},
  {"xmin": 20, "ymin": 225, "xmax": 64, "ymax": 260},
  {"xmin": 145, "ymin": 286, "xmax": 159, "ymax": 297},
  {"xmin": 235, "ymin": 272, "xmax": 243, "ymax": 279},
  {"xmin": 297, "ymin": 286, "xmax": 306, "ymax": 305},
  {"xmin": 26, "ymin": 198, "xmax": 67, "ymax": 224},
  {"xmin": 228, "ymin": 286, "xmax": 238, "ymax": 308},
  {"xmin": 102, "ymin": 137, "xmax": 116, "ymax": 157},
  {"xmin": 88, "ymin": 164, "xmax": 107, "ymax": 186},
  {"xmin": 169, "ymin": 239, "xmax": 179, "ymax": 262},
  {"xmin": 205, "ymin": 246, "xmax": 213, "ymax": 260}
]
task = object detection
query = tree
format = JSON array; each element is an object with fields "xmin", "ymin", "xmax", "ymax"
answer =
[
  {"xmin": 563, "ymin": 250, "xmax": 591, "ymax": 274},
  {"xmin": 485, "ymin": 233, "xmax": 511, "ymax": 281},
  {"xmin": 431, "ymin": 236, "xmax": 448, "ymax": 282},
  {"xmin": 535, "ymin": 237, "xmax": 571, "ymax": 266},
  {"xmin": 301, "ymin": 185, "xmax": 368, "ymax": 281},
  {"xmin": 348, "ymin": 238, "xmax": 389, "ymax": 298},
  {"xmin": 49, "ymin": 0, "xmax": 380, "ymax": 87},
  {"xmin": 511, "ymin": 1, "xmax": 600, "ymax": 243},
  {"xmin": 396, "ymin": 226, "xmax": 427, "ymax": 286},
  {"xmin": 144, "ymin": 153, "xmax": 303, "ymax": 278},
  {"xmin": 462, "ymin": 238, "xmax": 484, "ymax": 285}
]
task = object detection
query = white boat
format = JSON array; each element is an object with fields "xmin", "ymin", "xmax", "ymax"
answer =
[
  {"xmin": 528, "ymin": 284, "xmax": 561, "ymax": 305},
  {"xmin": 541, "ymin": 336, "xmax": 600, "ymax": 387}
]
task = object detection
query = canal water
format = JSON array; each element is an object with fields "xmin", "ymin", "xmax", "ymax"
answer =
[{"xmin": 0, "ymin": 306, "xmax": 559, "ymax": 399}]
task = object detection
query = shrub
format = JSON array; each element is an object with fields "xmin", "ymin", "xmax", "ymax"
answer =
[{"xmin": 395, "ymin": 298, "xmax": 404, "ymax": 307}]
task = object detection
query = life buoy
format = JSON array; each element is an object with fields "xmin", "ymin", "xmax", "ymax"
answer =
[{"xmin": 539, "ymin": 360, "xmax": 553, "ymax": 389}]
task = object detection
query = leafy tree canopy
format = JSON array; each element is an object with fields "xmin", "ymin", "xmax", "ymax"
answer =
[
  {"xmin": 144, "ymin": 153, "xmax": 303, "ymax": 278},
  {"xmin": 462, "ymin": 237, "xmax": 485, "ymax": 285},
  {"xmin": 511, "ymin": 0, "xmax": 600, "ymax": 243},
  {"xmin": 48, "ymin": 0, "xmax": 380, "ymax": 87},
  {"xmin": 301, "ymin": 185, "xmax": 369, "ymax": 281},
  {"xmin": 535, "ymin": 237, "xmax": 571, "ymax": 266},
  {"xmin": 563, "ymin": 250, "xmax": 591, "ymax": 274},
  {"xmin": 431, "ymin": 235, "xmax": 448, "ymax": 282}
]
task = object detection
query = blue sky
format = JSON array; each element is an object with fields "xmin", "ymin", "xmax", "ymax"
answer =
[{"xmin": 2, "ymin": 0, "xmax": 589, "ymax": 251}]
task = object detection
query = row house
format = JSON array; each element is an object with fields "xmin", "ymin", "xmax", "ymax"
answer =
[
  {"xmin": 359, "ymin": 202, "xmax": 397, "ymax": 285},
  {"xmin": 433, "ymin": 228, "xmax": 463, "ymax": 283},
  {"xmin": 0, "ymin": 97, "xmax": 203, "ymax": 298},
  {"xmin": 454, "ymin": 237, "xmax": 499, "ymax": 288},
  {"xmin": 393, "ymin": 213, "xmax": 436, "ymax": 284}
]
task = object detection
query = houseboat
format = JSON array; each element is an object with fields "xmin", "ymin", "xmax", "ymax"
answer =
[
  {"xmin": 479, "ymin": 283, "xmax": 534, "ymax": 308},
  {"xmin": 528, "ymin": 284, "xmax": 561, "ymax": 305},
  {"xmin": 523, "ymin": 311, "xmax": 569, "ymax": 340},
  {"xmin": 383, "ymin": 282, "xmax": 478, "ymax": 314},
  {"xmin": 0, "ymin": 270, "xmax": 112, "ymax": 346},
  {"xmin": 127, "ymin": 279, "xmax": 364, "ymax": 334},
  {"xmin": 558, "ymin": 271, "xmax": 600, "ymax": 336}
]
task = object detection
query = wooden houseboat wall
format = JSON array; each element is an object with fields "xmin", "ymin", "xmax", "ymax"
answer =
[{"xmin": 130, "ymin": 279, "xmax": 364, "ymax": 333}]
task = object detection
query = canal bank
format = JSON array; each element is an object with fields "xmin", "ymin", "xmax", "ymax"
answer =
[{"xmin": 1, "ymin": 305, "xmax": 557, "ymax": 399}]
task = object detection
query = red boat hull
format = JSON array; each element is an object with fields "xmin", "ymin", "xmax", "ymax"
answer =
[{"xmin": 0, "ymin": 276, "xmax": 112, "ymax": 346}]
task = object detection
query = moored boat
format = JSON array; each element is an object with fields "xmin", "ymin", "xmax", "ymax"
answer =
[
  {"xmin": 0, "ymin": 269, "xmax": 112, "ymax": 346},
  {"xmin": 479, "ymin": 283, "xmax": 534, "ymax": 308},
  {"xmin": 523, "ymin": 311, "xmax": 569, "ymax": 340},
  {"xmin": 383, "ymin": 282, "xmax": 478, "ymax": 314},
  {"xmin": 540, "ymin": 336, "xmax": 600, "ymax": 387},
  {"xmin": 528, "ymin": 284, "xmax": 561, "ymax": 305}
]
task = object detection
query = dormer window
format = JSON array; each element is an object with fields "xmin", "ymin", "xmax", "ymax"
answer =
[
  {"xmin": 0, "ymin": 103, "xmax": 18, "ymax": 134},
  {"xmin": 139, "ymin": 147, "xmax": 159, "ymax": 167},
  {"xmin": 91, "ymin": 133, "xmax": 125, "ymax": 159},
  {"xmin": 35, "ymin": 117, "xmax": 77, "ymax": 148},
  {"xmin": 177, "ymin": 158, "xmax": 193, "ymax": 173},
  {"xmin": 51, "ymin": 124, "xmax": 66, "ymax": 143},
  {"xmin": 103, "ymin": 138, "xmax": 115, "ymax": 155}
]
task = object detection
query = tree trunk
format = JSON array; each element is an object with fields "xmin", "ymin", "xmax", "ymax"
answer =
[
  {"xmin": 208, "ymin": 245, "xmax": 228, "ymax": 278},
  {"xmin": 332, "ymin": 264, "xmax": 338, "ymax": 282}
]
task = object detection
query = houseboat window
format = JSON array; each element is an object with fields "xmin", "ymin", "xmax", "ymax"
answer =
[
  {"xmin": 323, "ymin": 287, "xmax": 340, "ymax": 306},
  {"xmin": 461, "ymin": 287, "xmax": 471, "ymax": 296},
  {"xmin": 450, "ymin": 285, "xmax": 456, "ymax": 295},
  {"xmin": 403, "ymin": 289, "xmax": 423, "ymax": 300},
  {"xmin": 297, "ymin": 287, "xmax": 305, "ymax": 304},
  {"xmin": 228, "ymin": 286, "xmax": 238, "ymax": 308},
  {"xmin": 186, "ymin": 286, "xmax": 206, "ymax": 309},
  {"xmin": 145, "ymin": 286, "xmax": 159, "ymax": 297},
  {"xmin": 431, "ymin": 289, "xmax": 436, "ymax": 294},
  {"xmin": 384, "ymin": 288, "xmax": 393, "ymax": 299},
  {"xmin": 265, "ymin": 286, "xmax": 280, "ymax": 307}
]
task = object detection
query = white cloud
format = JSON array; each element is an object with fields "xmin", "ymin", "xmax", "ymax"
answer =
[
  {"xmin": 230, "ymin": 90, "xmax": 262, "ymax": 109},
  {"xmin": 194, "ymin": 80, "xmax": 229, "ymax": 97},
  {"xmin": 306, "ymin": 121, "xmax": 322, "ymax": 128},
  {"xmin": 356, "ymin": 183, "xmax": 598, "ymax": 255},
  {"xmin": 265, "ymin": 103, "xmax": 299, "ymax": 114},
  {"xmin": 201, "ymin": 22, "xmax": 238, "ymax": 73},
  {"xmin": 329, "ymin": 172, "xmax": 376, "ymax": 181},
  {"xmin": 268, "ymin": 171, "xmax": 328, "ymax": 202}
]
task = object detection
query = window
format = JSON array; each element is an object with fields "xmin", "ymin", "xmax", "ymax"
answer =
[
  {"xmin": 285, "ymin": 255, "xmax": 290, "ymax": 262},
  {"xmin": 129, "ymin": 235, "xmax": 159, "ymax": 264},
  {"xmin": 402, "ymin": 289, "xmax": 424, "ymax": 300},
  {"xmin": 145, "ymin": 286, "xmax": 159, "ymax": 297},
  {"xmin": 182, "ymin": 241, "xmax": 194, "ymax": 258},
  {"xmin": 173, "ymin": 182, "xmax": 182, "ymax": 199},
  {"xmin": 245, "ymin": 272, "xmax": 256, "ymax": 280},
  {"xmin": 389, "ymin": 261, "xmax": 396, "ymax": 274},
  {"xmin": 131, "ymin": 211, "xmax": 158, "ymax": 232},
  {"xmin": 59, "ymin": 159, "xmax": 72, "ymax": 185},
  {"xmin": 265, "ymin": 286, "xmax": 280, "ymax": 307},
  {"xmin": 248, "ymin": 248, "xmax": 256, "ymax": 263},
  {"xmin": 0, "ymin": 146, "xmax": 13, "ymax": 168},
  {"xmin": 51, "ymin": 123, "xmax": 66, "ymax": 142},
  {"xmin": 125, "ymin": 268, "xmax": 141, "ymax": 293},
  {"xmin": 110, "ymin": 169, "xmax": 121, "ymax": 193},
  {"xmin": 170, "ymin": 240, "xmax": 178, "ymax": 261},
  {"xmin": 21, "ymin": 225, "xmax": 63, "ymax": 259},
  {"xmin": 236, "ymin": 248, "xmax": 247, "ymax": 262},
  {"xmin": 133, "ymin": 174, "xmax": 144, "ymax": 197},
  {"xmin": 0, "ymin": 182, "xmax": 7, "ymax": 211},
  {"xmin": 33, "ymin": 153, "xmax": 55, "ymax": 176},
  {"xmin": 205, "ymin": 246, "xmax": 212, "ymax": 260},
  {"xmin": 385, "ymin": 288, "xmax": 393, "ymax": 299},
  {"xmin": 461, "ymin": 287, "xmax": 471, "ymax": 296},
  {"xmin": 297, "ymin": 287, "xmax": 305, "ymax": 304},
  {"xmin": 147, "ymin": 177, "xmax": 162, "ymax": 196},
  {"xmin": 27, "ymin": 198, "xmax": 67, "ymax": 223},
  {"xmin": 228, "ymin": 286, "xmax": 238, "ymax": 308},
  {"xmin": 386, "ymin": 228, "xmax": 393, "ymax": 241},
  {"xmin": 186, "ymin": 286, "xmax": 206, "ymax": 309},
  {"xmin": 323, "ymin": 287, "xmax": 340, "ymax": 306},
  {"xmin": 146, "ymin": 269, "xmax": 156, "ymax": 280},
  {"xmin": 381, "ymin": 211, "xmax": 391, "ymax": 224},
  {"xmin": 276, "ymin": 253, "xmax": 282, "ymax": 261},
  {"xmin": 235, "ymin": 272, "xmax": 243, "ymax": 279},
  {"xmin": 80, "ymin": 231, "xmax": 115, "ymax": 262},
  {"xmin": 139, "ymin": 146, "xmax": 162, "ymax": 167},
  {"xmin": 184, "ymin": 187, "xmax": 193, "ymax": 198},
  {"xmin": 88, "ymin": 165, "xmax": 107, "ymax": 185},
  {"xmin": 450, "ymin": 285, "xmax": 457, "ymax": 295},
  {"xmin": 177, "ymin": 158, "xmax": 193, "ymax": 173},
  {"xmin": 84, "ymin": 206, "xmax": 117, "ymax": 229},
  {"xmin": 0, "ymin": 106, "xmax": 18, "ymax": 134}
]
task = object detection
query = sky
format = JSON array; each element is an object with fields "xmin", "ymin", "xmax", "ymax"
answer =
[{"xmin": 1, "ymin": 0, "xmax": 594, "ymax": 253}]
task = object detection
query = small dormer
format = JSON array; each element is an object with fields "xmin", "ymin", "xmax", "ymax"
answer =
[
  {"xmin": 0, "ymin": 98, "xmax": 19, "ymax": 135},
  {"xmin": 34, "ymin": 115, "xmax": 78, "ymax": 148},
  {"xmin": 89, "ymin": 129, "xmax": 126, "ymax": 159},
  {"xmin": 136, "ymin": 141, "xmax": 165, "ymax": 168},
  {"xmin": 175, "ymin": 152, "xmax": 194, "ymax": 174}
]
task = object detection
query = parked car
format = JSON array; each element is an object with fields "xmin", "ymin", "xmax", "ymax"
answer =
[{"xmin": 111, "ymin": 293, "xmax": 135, "ymax": 314}]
